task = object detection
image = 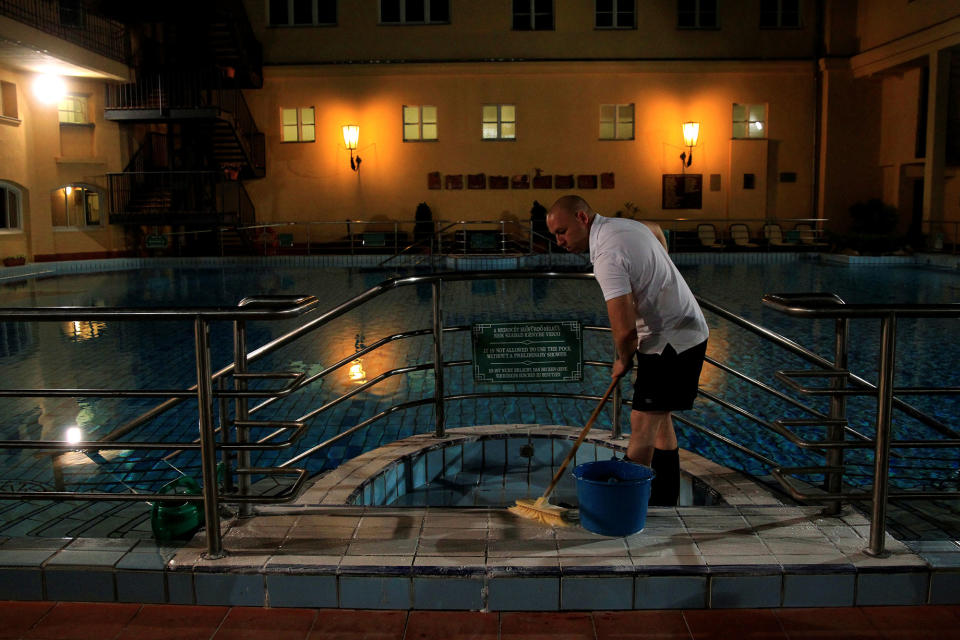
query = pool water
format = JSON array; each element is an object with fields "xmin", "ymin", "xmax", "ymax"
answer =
[{"xmin": 1, "ymin": 258, "xmax": 958, "ymax": 524}]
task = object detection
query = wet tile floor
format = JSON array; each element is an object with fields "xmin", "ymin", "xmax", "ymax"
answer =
[{"xmin": 4, "ymin": 601, "xmax": 960, "ymax": 639}]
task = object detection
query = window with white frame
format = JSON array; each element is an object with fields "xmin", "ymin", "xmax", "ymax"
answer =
[
  {"xmin": 482, "ymin": 105, "xmax": 516, "ymax": 140},
  {"xmin": 403, "ymin": 105, "xmax": 438, "ymax": 141},
  {"xmin": 513, "ymin": 0, "xmax": 553, "ymax": 30},
  {"xmin": 380, "ymin": 0, "xmax": 449, "ymax": 24},
  {"xmin": 51, "ymin": 185, "xmax": 101, "ymax": 228},
  {"xmin": 677, "ymin": 0, "xmax": 718, "ymax": 28},
  {"xmin": 596, "ymin": 0, "xmax": 634, "ymax": 29},
  {"xmin": 269, "ymin": 0, "xmax": 337, "ymax": 25},
  {"xmin": 58, "ymin": 95, "xmax": 88, "ymax": 124},
  {"xmin": 0, "ymin": 182, "xmax": 22, "ymax": 230},
  {"xmin": 280, "ymin": 107, "xmax": 315, "ymax": 142},
  {"xmin": 1, "ymin": 81, "xmax": 18, "ymax": 120},
  {"xmin": 759, "ymin": 0, "xmax": 800, "ymax": 28},
  {"xmin": 732, "ymin": 103, "xmax": 766, "ymax": 139},
  {"xmin": 599, "ymin": 104, "xmax": 634, "ymax": 140}
]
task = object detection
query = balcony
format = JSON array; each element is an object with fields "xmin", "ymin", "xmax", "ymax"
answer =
[
  {"xmin": 107, "ymin": 170, "xmax": 254, "ymax": 227},
  {"xmin": 0, "ymin": 0, "xmax": 127, "ymax": 63}
]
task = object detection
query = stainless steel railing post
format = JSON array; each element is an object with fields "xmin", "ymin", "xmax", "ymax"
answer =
[
  {"xmin": 432, "ymin": 281, "xmax": 446, "ymax": 437},
  {"xmin": 234, "ymin": 319, "xmax": 252, "ymax": 518},
  {"xmin": 194, "ymin": 317, "xmax": 225, "ymax": 558},
  {"xmin": 823, "ymin": 316, "xmax": 849, "ymax": 516},
  {"xmin": 866, "ymin": 313, "xmax": 897, "ymax": 557},
  {"xmin": 611, "ymin": 342, "xmax": 623, "ymax": 439},
  {"xmin": 217, "ymin": 377, "xmax": 234, "ymax": 494}
]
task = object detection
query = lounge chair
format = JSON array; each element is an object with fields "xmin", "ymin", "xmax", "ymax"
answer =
[
  {"xmin": 762, "ymin": 223, "xmax": 796, "ymax": 249},
  {"xmin": 728, "ymin": 223, "xmax": 759, "ymax": 249},
  {"xmin": 795, "ymin": 223, "xmax": 829, "ymax": 248},
  {"xmin": 697, "ymin": 224, "xmax": 723, "ymax": 249}
]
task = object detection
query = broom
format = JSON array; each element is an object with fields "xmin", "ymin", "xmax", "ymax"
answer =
[{"xmin": 509, "ymin": 376, "xmax": 621, "ymax": 526}]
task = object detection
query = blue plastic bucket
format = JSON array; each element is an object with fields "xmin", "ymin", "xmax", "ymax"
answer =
[{"xmin": 572, "ymin": 459, "xmax": 655, "ymax": 536}]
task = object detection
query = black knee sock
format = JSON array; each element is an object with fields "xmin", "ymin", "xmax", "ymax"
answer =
[{"xmin": 649, "ymin": 448, "xmax": 680, "ymax": 507}]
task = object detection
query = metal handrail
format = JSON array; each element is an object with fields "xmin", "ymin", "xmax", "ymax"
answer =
[{"xmin": 0, "ymin": 294, "xmax": 318, "ymax": 557}]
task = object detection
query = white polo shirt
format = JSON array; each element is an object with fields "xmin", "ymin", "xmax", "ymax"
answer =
[{"xmin": 588, "ymin": 214, "xmax": 709, "ymax": 355}]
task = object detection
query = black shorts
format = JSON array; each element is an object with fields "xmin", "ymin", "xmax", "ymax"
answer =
[{"xmin": 632, "ymin": 340, "xmax": 707, "ymax": 412}]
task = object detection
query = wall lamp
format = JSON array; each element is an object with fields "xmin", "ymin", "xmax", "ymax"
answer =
[
  {"xmin": 342, "ymin": 125, "xmax": 361, "ymax": 171},
  {"xmin": 680, "ymin": 121, "xmax": 700, "ymax": 169}
]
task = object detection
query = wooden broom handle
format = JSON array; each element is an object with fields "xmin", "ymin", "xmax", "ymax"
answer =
[{"xmin": 541, "ymin": 376, "xmax": 621, "ymax": 500}]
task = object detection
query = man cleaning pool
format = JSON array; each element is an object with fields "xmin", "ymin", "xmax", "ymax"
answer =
[{"xmin": 546, "ymin": 195, "xmax": 709, "ymax": 505}]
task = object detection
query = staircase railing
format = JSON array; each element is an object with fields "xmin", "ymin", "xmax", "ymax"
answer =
[{"xmin": 107, "ymin": 170, "xmax": 253, "ymax": 225}]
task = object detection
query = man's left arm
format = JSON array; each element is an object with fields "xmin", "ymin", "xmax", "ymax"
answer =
[{"xmin": 607, "ymin": 292, "xmax": 638, "ymax": 379}]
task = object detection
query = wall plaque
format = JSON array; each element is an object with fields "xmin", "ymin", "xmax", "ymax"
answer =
[
  {"xmin": 555, "ymin": 175, "xmax": 574, "ymax": 189},
  {"xmin": 468, "ymin": 173, "xmax": 486, "ymax": 189},
  {"xmin": 600, "ymin": 172, "xmax": 615, "ymax": 189},
  {"xmin": 577, "ymin": 174, "xmax": 597, "ymax": 189},
  {"xmin": 489, "ymin": 175, "xmax": 509, "ymax": 189},
  {"xmin": 511, "ymin": 174, "xmax": 530, "ymax": 189},
  {"xmin": 445, "ymin": 174, "xmax": 463, "ymax": 190},
  {"xmin": 533, "ymin": 175, "xmax": 553, "ymax": 189},
  {"xmin": 472, "ymin": 321, "xmax": 583, "ymax": 383},
  {"xmin": 427, "ymin": 171, "xmax": 441, "ymax": 190},
  {"xmin": 661, "ymin": 173, "xmax": 702, "ymax": 209}
]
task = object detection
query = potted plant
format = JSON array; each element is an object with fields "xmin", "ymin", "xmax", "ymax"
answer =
[{"xmin": 3, "ymin": 255, "xmax": 25, "ymax": 267}]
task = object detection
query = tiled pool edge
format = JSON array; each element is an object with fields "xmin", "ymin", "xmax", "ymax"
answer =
[{"xmin": 0, "ymin": 424, "xmax": 957, "ymax": 610}]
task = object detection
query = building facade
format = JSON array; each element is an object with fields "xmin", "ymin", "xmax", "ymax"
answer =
[{"xmin": 1, "ymin": 0, "xmax": 958, "ymax": 261}]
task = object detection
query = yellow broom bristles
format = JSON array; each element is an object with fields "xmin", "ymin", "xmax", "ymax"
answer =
[{"xmin": 508, "ymin": 497, "xmax": 570, "ymax": 526}]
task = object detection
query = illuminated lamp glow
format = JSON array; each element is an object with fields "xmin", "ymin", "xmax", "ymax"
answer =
[
  {"xmin": 65, "ymin": 426, "xmax": 83, "ymax": 445},
  {"xmin": 34, "ymin": 74, "xmax": 66, "ymax": 104}
]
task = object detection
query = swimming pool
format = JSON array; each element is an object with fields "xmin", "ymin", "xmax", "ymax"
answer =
[{"xmin": 1, "ymin": 255, "xmax": 958, "ymax": 534}]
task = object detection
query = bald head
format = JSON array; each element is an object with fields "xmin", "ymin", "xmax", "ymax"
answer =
[{"xmin": 546, "ymin": 195, "xmax": 594, "ymax": 253}]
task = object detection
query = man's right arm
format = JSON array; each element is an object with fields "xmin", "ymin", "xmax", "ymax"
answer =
[{"xmin": 606, "ymin": 292, "xmax": 638, "ymax": 379}]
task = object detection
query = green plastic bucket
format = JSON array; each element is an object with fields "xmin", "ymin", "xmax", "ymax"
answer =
[
  {"xmin": 151, "ymin": 475, "xmax": 204, "ymax": 543},
  {"xmin": 573, "ymin": 459, "xmax": 655, "ymax": 536}
]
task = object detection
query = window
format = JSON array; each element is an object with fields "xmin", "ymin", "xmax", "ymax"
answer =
[
  {"xmin": 599, "ymin": 104, "xmax": 634, "ymax": 140},
  {"xmin": 58, "ymin": 95, "xmax": 87, "ymax": 124},
  {"xmin": 759, "ymin": 0, "xmax": 800, "ymax": 28},
  {"xmin": 678, "ymin": 0, "xmax": 718, "ymax": 28},
  {"xmin": 52, "ymin": 185, "xmax": 101, "ymax": 228},
  {"xmin": 1, "ymin": 81, "xmax": 18, "ymax": 120},
  {"xmin": 732, "ymin": 103, "xmax": 766, "ymax": 139},
  {"xmin": 281, "ymin": 107, "xmax": 315, "ymax": 142},
  {"xmin": 596, "ymin": 0, "xmax": 634, "ymax": 28},
  {"xmin": 513, "ymin": 0, "xmax": 553, "ymax": 30},
  {"xmin": 269, "ymin": 0, "xmax": 337, "ymax": 26},
  {"xmin": 380, "ymin": 0, "xmax": 450, "ymax": 24},
  {"xmin": 482, "ymin": 105, "xmax": 516, "ymax": 140},
  {"xmin": 0, "ymin": 182, "xmax": 22, "ymax": 230},
  {"xmin": 403, "ymin": 105, "xmax": 438, "ymax": 141}
]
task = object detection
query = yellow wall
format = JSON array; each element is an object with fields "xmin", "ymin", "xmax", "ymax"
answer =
[
  {"xmin": 0, "ymin": 69, "xmax": 127, "ymax": 263},
  {"xmin": 244, "ymin": 60, "xmax": 816, "ymax": 233},
  {"xmin": 856, "ymin": 0, "xmax": 960, "ymax": 52},
  {"xmin": 248, "ymin": 0, "xmax": 819, "ymax": 65}
]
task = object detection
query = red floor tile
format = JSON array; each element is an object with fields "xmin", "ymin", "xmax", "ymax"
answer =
[
  {"xmin": 212, "ymin": 607, "xmax": 316, "ymax": 640},
  {"xmin": 308, "ymin": 610, "xmax": 407, "ymax": 640},
  {"xmin": 501, "ymin": 612, "xmax": 596, "ymax": 640},
  {"xmin": 405, "ymin": 611, "xmax": 498, "ymax": 640},
  {"xmin": 775, "ymin": 607, "xmax": 880, "ymax": 640},
  {"xmin": 0, "ymin": 601, "xmax": 56, "ymax": 640},
  {"xmin": 858, "ymin": 605, "xmax": 960, "ymax": 640},
  {"xmin": 594, "ymin": 611, "xmax": 692, "ymax": 639},
  {"xmin": 22, "ymin": 602, "xmax": 141, "ymax": 640},
  {"xmin": 116, "ymin": 604, "xmax": 229, "ymax": 640},
  {"xmin": 683, "ymin": 609, "xmax": 787, "ymax": 640}
]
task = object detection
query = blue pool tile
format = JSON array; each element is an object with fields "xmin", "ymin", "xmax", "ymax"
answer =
[
  {"xmin": 0, "ymin": 550, "xmax": 59, "ymax": 567},
  {"xmin": 561, "ymin": 576, "xmax": 633, "ymax": 610},
  {"xmin": 595, "ymin": 446, "xmax": 616, "ymax": 461},
  {"xmin": 930, "ymin": 572, "xmax": 960, "ymax": 604},
  {"xmin": 362, "ymin": 483, "xmax": 372, "ymax": 505},
  {"xmin": 412, "ymin": 577, "xmax": 484, "ymax": 610},
  {"xmin": 856, "ymin": 572, "xmax": 928, "ymax": 606},
  {"xmin": 427, "ymin": 448, "xmax": 446, "ymax": 480},
  {"xmin": 710, "ymin": 575, "xmax": 782, "ymax": 608},
  {"xmin": 166, "ymin": 571, "xmax": 195, "ymax": 604},
  {"xmin": 506, "ymin": 437, "xmax": 531, "ymax": 472},
  {"xmin": 340, "ymin": 576, "xmax": 410, "ymax": 609},
  {"xmin": 444, "ymin": 444, "xmax": 463, "ymax": 477},
  {"xmin": 0, "ymin": 568, "xmax": 43, "ymax": 600},
  {"xmin": 116, "ymin": 570, "xmax": 166, "ymax": 604},
  {"xmin": 782, "ymin": 573, "xmax": 855, "ymax": 607},
  {"xmin": 195, "ymin": 573, "xmax": 265, "ymax": 606},
  {"xmin": 412, "ymin": 454, "xmax": 426, "ymax": 488},
  {"xmin": 488, "ymin": 577, "xmax": 559, "ymax": 611},
  {"xmin": 635, "ymin": 576, "xmax": 707, "ymax": 609},
  {"xmin": 396, "ymin": 461, "xmax": 408, "ymax": 500},
  {"xmin": 484, "ymin": 439, "xmax": 507, "ymax": 473},
  {"xmin": 575, "ymin": 443, "xmax": 597, "ymax": 467},
  {"xmin": 266, "ymin": 574, "xmax": 337, "ymax": 608},
  {"xmin": 373, "ymin": 473, "xmax": 386, "ymax": 505},
  {"xmin": 45, "ymin": 568, "xmax": 115, "ymax": 602},
  {"xmin": 531, "ymin": 439, "xmax": 554, "ymax": 468},
  {"xmin": 461, "ymin": 442, "xmax": 483, "ymax": 471},
  {"xmin": 384, "ymin": 466, "xmax": 399, "ymax": 502}
]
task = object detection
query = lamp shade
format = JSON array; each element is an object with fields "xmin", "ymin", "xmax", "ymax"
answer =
[
  {"xmin": 682, "ymin": 121, "xmax": 700, "ymax": 147},
  {"xmin": 342, "ymin": 125, "xmax": 360, "ymax": 150}
]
